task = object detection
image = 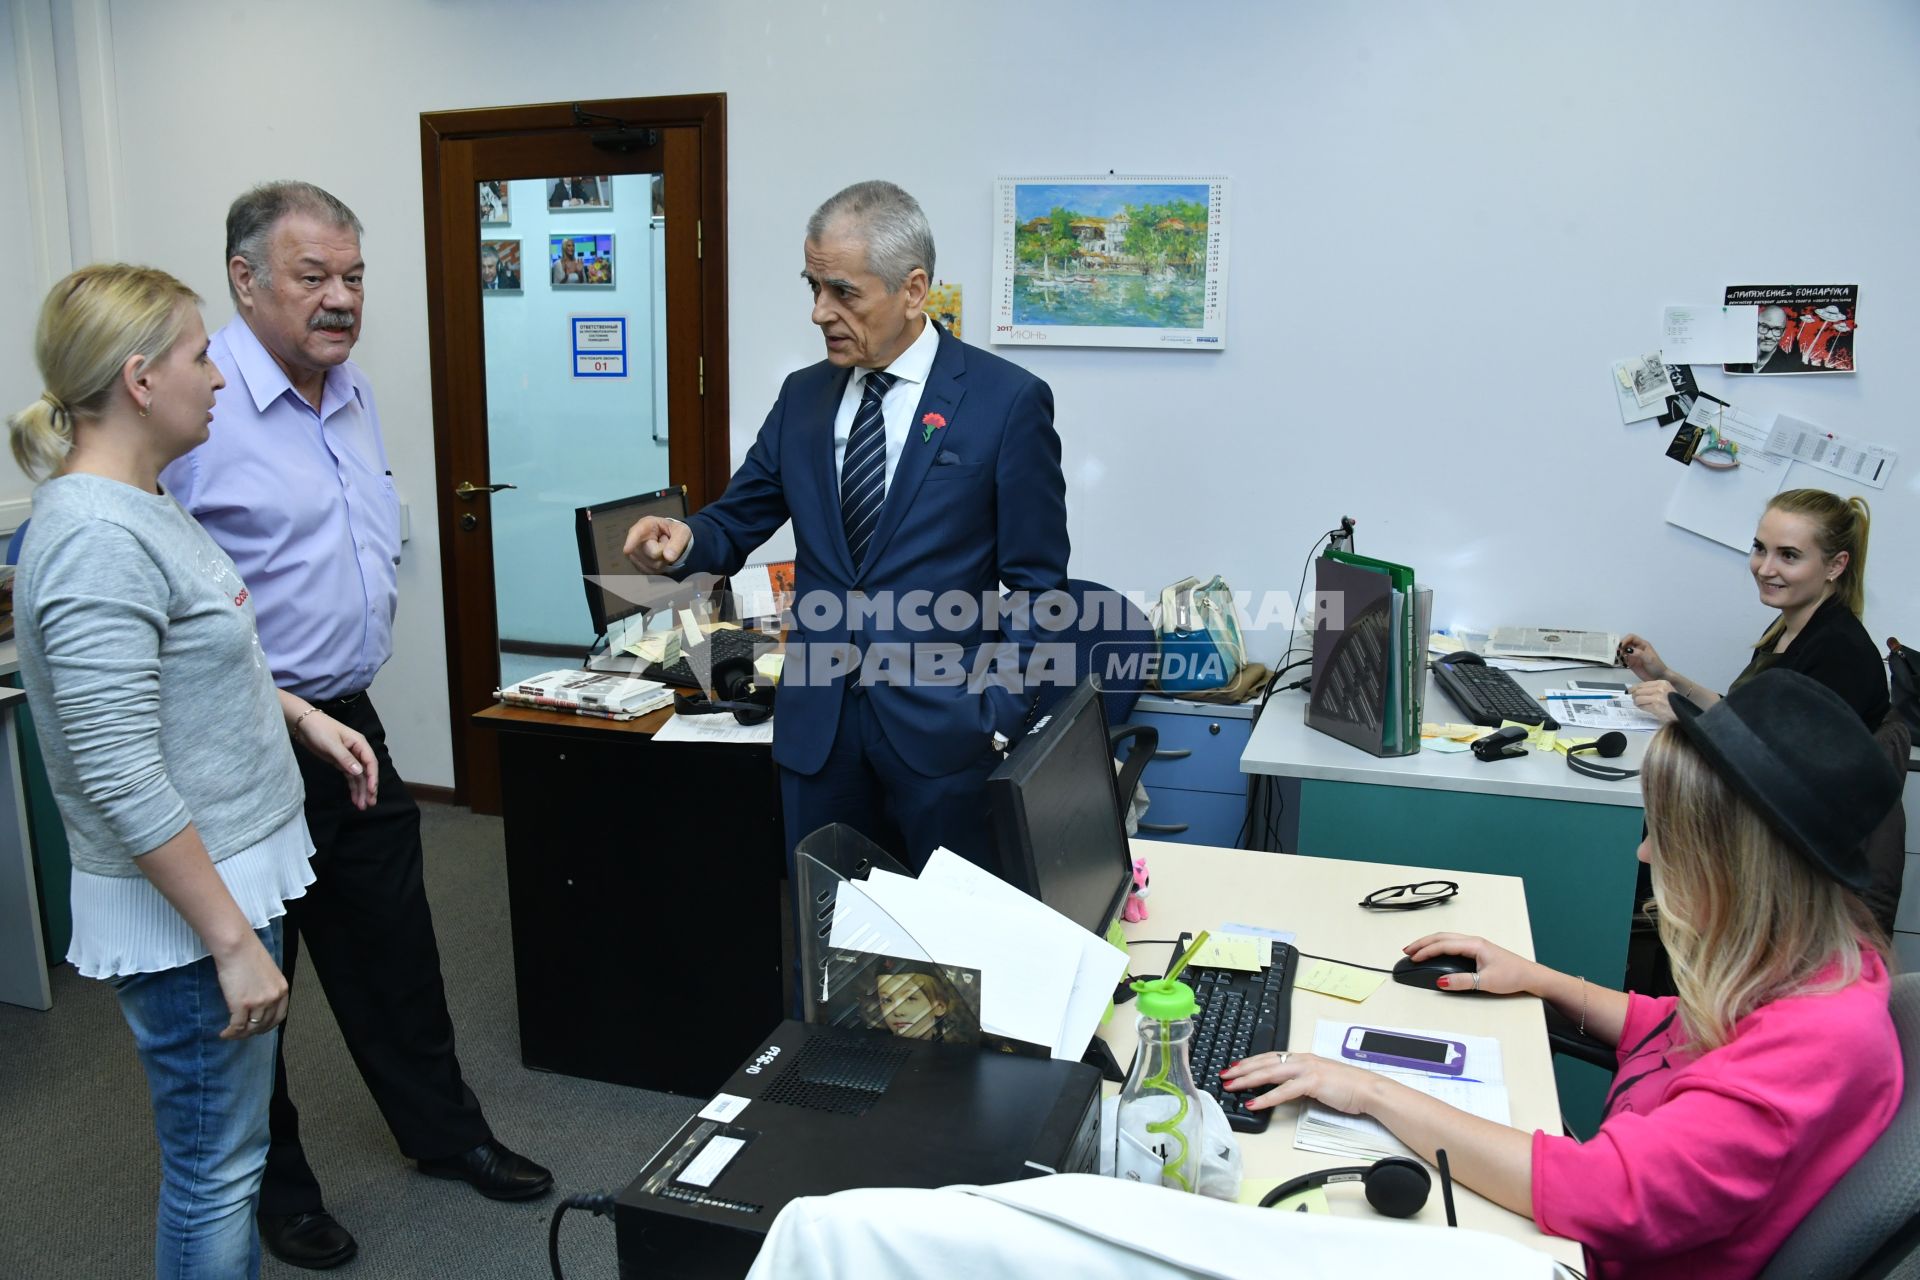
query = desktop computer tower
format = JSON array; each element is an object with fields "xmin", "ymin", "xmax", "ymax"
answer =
[{"xmin": 614, "ymin": 1019, "xmax": 1103, "ymax": 1279}]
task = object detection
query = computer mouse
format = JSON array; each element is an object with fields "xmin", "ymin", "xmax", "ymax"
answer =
[
  {"xmin": 1438, "ymin": 650, "xmax": 1484, "ymax": 666},
  {"xmin": 1391, "ymin": 953, "xmax": 1481, "ymax": 992}
]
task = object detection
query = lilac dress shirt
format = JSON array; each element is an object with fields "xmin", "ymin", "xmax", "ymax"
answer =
[{"xmin": 160, "ymin": 317, "xmax": 402, "ymax": 701}]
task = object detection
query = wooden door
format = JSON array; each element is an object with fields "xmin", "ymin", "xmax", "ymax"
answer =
[{"xmin": 421, "ymin": 95, "xmax": 729, "ymax": 812}]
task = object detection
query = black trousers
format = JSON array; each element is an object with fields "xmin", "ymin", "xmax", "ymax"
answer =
[{"xmin": 260, "ymin": 693, "xmax": 491, "ymax": 1217}]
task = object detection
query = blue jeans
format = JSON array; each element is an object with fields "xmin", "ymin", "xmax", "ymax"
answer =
[{"xmin": 114, "ymin": 922, "xmax": 281, "ymax": 1280}]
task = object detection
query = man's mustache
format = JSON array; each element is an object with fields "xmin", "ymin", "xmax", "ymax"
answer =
[{"xmin": 311, "ymin": 310, "xmax": 355, "ymax": 331}]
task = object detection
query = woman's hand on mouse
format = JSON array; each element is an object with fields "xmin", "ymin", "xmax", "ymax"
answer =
[
  {"xmin": 1615, "ymin": 633, "xmax": 1667, "ymax": 681},
  {"xmin": 1403, "ymin": 933, "xmax": 1540, "ymax": 996}
]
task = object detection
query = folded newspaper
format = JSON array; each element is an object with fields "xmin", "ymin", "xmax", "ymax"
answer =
[
  {"xmin": 1484, "ymin": 627, "xmax": 1619, "ymax": 665},
  {"xmin": 500, "ymin": 669, "xmax": 674, "ymax": 716}
]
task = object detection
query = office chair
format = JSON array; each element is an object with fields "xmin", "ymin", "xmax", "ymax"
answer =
[
  {"xmin": 1025, "ymin": 580, "xmax": 1159, "ymax": 812},
  {"xmin": 1757, "ymin": 972, "xmax": 1920, "ymax": 1280},
  {"xmin": 5, "ymin": 517, "xmax": 28, "ymax": 565},
  {"xmin": 1860, "ymin": 711, "xmax": 1911, "ymax": 938}
]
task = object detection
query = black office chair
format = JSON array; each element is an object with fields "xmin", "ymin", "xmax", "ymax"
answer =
[
  {"xmin": 1860, "ymin": 711, "xmax": 1911, "ymax": 938},
  {"xmin": 1757, "ymin": 972, "xmax": 1920, "ymax": 1280},
  {"xmin": 1025, "ymin": 580, "xmax": 1160, "ymax": 816}
]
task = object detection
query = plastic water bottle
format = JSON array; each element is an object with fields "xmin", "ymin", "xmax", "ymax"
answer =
[{"xmin": 1114, "ymin": 952, "xmax": 1207, "ymax": 1192}]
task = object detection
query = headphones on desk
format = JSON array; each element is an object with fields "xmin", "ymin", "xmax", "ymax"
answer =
[
  {"xmin": 672, "ymin": 654, "xmax": 776, "ymax": 726},
  {"xmin": 1259, "ymin": 1155, "xmax": 1432, "ymax": 1217},
  {"xmin": 1565, "ymin": 730, "xmax": 1639, "ymax": 781}
]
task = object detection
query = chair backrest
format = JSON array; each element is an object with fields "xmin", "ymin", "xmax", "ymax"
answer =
[
  {"xmin": 5, "ymin": 517, "xmax": 29, "ymax": 566},
  {"xmin": 1028, "ymin": 580, "xmax": 1156, "ymax": 731},
  {"xmin": 1758, "ymin": 972, "xmax": 1920, "ymax": 1280},
  {"xmin": 1860, "ymin": 713, "xmax": 1912, "ymax": 937}
]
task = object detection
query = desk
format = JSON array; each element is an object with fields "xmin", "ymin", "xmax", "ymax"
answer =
[
  {"xmin": 0, "ymin": 685, "xmax": 48, "ymax": 1009},
  {"xmin": 1105, "ymin": 840, "xmax": 1581, "ymax": 1269},
  {"xmin": 1242, "ymin": 667, "xmax": 1647, "ymax": 1133},
  {"xmin": 475, "ymin": 703, "xmax": 786, "ymax": 1095}
]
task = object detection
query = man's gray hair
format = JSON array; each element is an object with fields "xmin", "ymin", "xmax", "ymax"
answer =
[
  {"xmin": 225, "ymin": 181, "xmax": 364, "ymax": 300},
  {"xmin": 806, "ymin": 181, "xmax": 934, "ymax": 292}
]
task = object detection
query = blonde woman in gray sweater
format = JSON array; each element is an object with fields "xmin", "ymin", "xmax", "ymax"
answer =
[{"xmin": 9, "ymin": 265, "xmax": 376, "ymax": 1280}]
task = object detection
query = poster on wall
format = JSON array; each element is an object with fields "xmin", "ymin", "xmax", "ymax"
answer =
[
  {"xmin": 478, "ymin": 180, "xmax": 510, "ymax": 225},
  {"xmin": 550, "ymin": 234, "xmax": 614, "ymax": 287},
  {"xmin": 480, "ymin": 240, "xmax": 521, "ymax": 293},
  {"xmin": 1722, "ymin": 284, "xmax": 1857, "ymax": 374},
  {"xmin": 991, "ymin": 175, "xmax": 1229, "ymax": 350},
  {"xmin": 548, "ymin": 176, "xmax": 612, "ymax": 211},
  {"xmin": 924, "ymin": 281, "xmax": 963, "ymax": 339},
  {"xmin": 572, "ymin": 316, "xmax": 627, "ymax": 378}
]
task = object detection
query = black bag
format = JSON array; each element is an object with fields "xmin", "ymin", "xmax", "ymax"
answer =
[{"xmin": 1889, "ymin": 638, "xmax": 1920, "ymax": 735}]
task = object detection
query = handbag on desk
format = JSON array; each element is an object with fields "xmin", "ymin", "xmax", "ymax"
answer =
[{"xmin": 1152, "ymin": 576, "xmax": 1246, "ymax": 693}]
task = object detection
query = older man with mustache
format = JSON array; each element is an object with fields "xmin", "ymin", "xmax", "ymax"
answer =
[{"xmin": 160, "ymin": 182, "xmax": 550, "ymax": 1270}]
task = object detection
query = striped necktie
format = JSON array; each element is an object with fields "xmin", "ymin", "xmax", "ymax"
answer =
[{"xmin": 840, "ymin": 369, "xmax": 898, "ymax": 569}]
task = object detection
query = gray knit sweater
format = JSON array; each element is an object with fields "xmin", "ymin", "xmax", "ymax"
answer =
[{"xmin": 15, "ymin": 474, "xmax": 304, "ymax": 877}]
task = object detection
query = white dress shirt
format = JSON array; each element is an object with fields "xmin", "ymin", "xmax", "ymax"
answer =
[{"xmin": 831, "ymin": 314, "xmax": 941, "ymax": 489}]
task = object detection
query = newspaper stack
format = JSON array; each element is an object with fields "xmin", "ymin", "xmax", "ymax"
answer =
[{"xmin": 497, "ymin": 669, "xmax": 675, "ymax": 721}]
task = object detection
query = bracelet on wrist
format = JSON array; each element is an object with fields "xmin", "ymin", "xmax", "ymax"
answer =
[{"xmin": 290, "ymin": 706, "xmax": 321, "ymax": 736}]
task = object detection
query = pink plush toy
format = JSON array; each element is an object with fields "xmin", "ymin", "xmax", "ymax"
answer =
[{"xmin": 1122, "ymin": 856, "xmax": 1151, "ymax": 922}]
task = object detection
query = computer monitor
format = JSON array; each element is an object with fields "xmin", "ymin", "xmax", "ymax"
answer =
[
  {"xmin": 986, "ymin": 677, "xmax": 1135, "ymax": 937},
  {"xmin": 574, "ymin": 485, "xmax": 688, "ymax": 637}
]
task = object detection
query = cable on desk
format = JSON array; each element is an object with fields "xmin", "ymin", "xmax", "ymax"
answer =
[
  {"xmin": 548, "ymin": 1191, "xmax": 617, "ymax": 1280},
  {"xmin": 1295, "ymin": 950, "xmax": 1398, "ymax": 974},
  {"xmin": 1124, "ymin": 938, "xmax": 1182, "ymax": 948}
]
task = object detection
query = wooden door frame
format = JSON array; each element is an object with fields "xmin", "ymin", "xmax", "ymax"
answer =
[{"xmin": 420, "ymin": 94, "xmax": 729, "ymax": 812}]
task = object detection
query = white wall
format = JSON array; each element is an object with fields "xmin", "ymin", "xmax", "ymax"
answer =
[{"xmin": 11, "ymin": 0, "xmax": 1919, "ymax": 787}]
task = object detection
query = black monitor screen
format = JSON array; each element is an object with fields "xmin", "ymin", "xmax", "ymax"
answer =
[
  {"xmin": 986, "ymin": 678, "xmax": 1134, "ymax": 936},
  {"xmin": 574, "ymin": 486, "xmax": 688, "ymax": 636}
]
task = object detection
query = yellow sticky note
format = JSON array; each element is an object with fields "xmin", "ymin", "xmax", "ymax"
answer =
[
  {"xmin": 1422, "ymin": 738, "xmax": 1470, "ymax": 754},
  {"xmin": 1193, "ymin": 933, "xmax": 1267, "ymax": 973},
  {"xmin": 1295, "ymin": 958, "xmax": 1389, "ymax": 1003},
  {"xmin": 1238, "ymin": 1181, "xmax": 1329, "ymax": 1213},
  {"xmin": 754, "ymin": 652, "xmax": 785, "ymax": 682}
]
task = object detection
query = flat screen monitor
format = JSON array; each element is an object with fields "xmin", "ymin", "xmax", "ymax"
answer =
[
  {"xmin": 986, "ymin": 678, "xmax": 1134, "ymax": 937},
  {"xmin": 574, "ymin": 485, "xmax": 688, "ymax": 637}
]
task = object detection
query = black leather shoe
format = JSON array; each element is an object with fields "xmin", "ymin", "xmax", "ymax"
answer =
[
  {"xmin": 416, "ymin": 1140, "xmax": 554, "ymax": 1201},
  {"xmin": 259, "ymin": 1210, "xmax": 358, "ymax": 1270}
]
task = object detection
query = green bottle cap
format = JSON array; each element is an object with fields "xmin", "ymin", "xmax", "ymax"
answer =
[{"xmin": 1130, "ymin": 975, "xmax": 1197, "ymax": 1021}]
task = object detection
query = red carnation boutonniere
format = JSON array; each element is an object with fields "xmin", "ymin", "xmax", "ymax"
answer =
[{"xmin": 920, "ymin": 412, "xmax": 947, "ymax": 443}]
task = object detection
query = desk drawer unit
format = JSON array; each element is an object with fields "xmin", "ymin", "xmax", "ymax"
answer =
[{"xmin": 1128, "ymin": 698, "xmax": 1255, "ymax": 848}]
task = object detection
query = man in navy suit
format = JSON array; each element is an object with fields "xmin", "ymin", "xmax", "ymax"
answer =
[{"xmin": 624, "ymin": 180, "xmax": 1069, "ymax": 870}]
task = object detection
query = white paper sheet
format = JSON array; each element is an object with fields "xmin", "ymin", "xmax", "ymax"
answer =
[
  {"xmin": 650, "ymin": 711, "xmax": 776, "ymax": 744},
  {"xmin": 733, "ymin": 564, "xmax": 778, "ymax": 621},
  {"xmin": 1666, "ymin": 403, "xmax": 1791, "ymax": 551},
  {"xmin": 857, "ymin": 867, "xmax": 1083, "ymax": 1055},
  {"xmin": 1610, "ymin": 358, "xmax": 1664, "ymax": 424},
  {"xmin": 1661, "ymin": 304, "xmax": 1760, "ymax": 364},
  {"xmin": 915, "ymin": 848, "xmax": 1130, "ymax": 1060},
  {"xmin": 1541, "ymin": 689, "xmax": 1662, "ymax": 731},
  {"xmin": 1764, "ymin": 414, "xmax": 1898, "ymax": 490},
  {"xmin": 1293, "ymin": 1020, "xmax": 1511, "ymax": 1163}
]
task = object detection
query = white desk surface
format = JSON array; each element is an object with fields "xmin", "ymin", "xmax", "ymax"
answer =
[
  {"xmin": 1241, "ymin": 667, "xmax": 1650, "ymax": 808},
  {"xmin": 1106, "ymin": 840, "xmax": 1581, "ymax": 1268},
  {"xmin": 0, "ymin": 638, "xmax": 16, "ymax": 680}
]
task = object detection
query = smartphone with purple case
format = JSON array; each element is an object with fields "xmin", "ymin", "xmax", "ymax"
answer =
[{"xmin": 1340, "ymin": 1026, "xmax": 1467, "ymax": 1075}]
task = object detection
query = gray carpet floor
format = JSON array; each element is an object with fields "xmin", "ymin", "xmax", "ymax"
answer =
[{"xmin": 0, "ymin": 802, "xmax": 699, "ymax": 1279}]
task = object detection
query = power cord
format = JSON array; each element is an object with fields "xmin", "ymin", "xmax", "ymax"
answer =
[
  {"xmin": 1295, "ymin": 949, "xmax": 1397, "ymax": 975},
  {"xmin": 549, "ymin": 1191, "xmax": 617, "ymax": 1280}
]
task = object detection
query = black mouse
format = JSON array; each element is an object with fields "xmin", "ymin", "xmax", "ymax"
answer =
[
  {"xmin": 1392, "ymin": 954, "xmax": 1481, "ymax": 992},
  {"xmin": 1437, "ymin": 650, "xmax": 1484, "ymax": 666}
]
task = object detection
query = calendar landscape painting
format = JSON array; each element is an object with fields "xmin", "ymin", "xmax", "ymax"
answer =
[{"xmin": 992, "ymin": 176, "xmax": 1229, "ymax": 349}]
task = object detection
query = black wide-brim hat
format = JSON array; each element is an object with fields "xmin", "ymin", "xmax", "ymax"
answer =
[{"xmin": 1668, "ymin": 669, "xmax": 1901, "ymax": 891}]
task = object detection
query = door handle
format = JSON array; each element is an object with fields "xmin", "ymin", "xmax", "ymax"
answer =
[{"xmin": 455, "ymin": 481, "xmax": 518, "ymax": 501}]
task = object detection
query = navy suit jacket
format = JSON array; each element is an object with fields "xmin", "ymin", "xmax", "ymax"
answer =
[{"xmin": 679, "ymin": 324, "xmax": 1070, "ymax": 777}]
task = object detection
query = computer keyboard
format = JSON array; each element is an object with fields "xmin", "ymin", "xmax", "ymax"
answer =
[
  {"xmin": 644, "ymin": 628, "xmax": 775, "ymax": 689},
  {"xmin": 1430, "ymin": 658, "xmax": 1559, "ymax": 729},
  {"xmin": 1176, "ymin": 935, "xmax": 1298, "ymax": 1134}
]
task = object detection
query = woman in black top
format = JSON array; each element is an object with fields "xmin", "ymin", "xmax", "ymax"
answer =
[{"xmin": 1620, "ymin": 489, "xmax": 1886, "ymax": 728}]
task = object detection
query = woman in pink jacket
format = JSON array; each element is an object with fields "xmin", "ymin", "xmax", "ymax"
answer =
[{"xmin": 1225, "ymin": 668, "xmax": 1903, "ymax": 1280}]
